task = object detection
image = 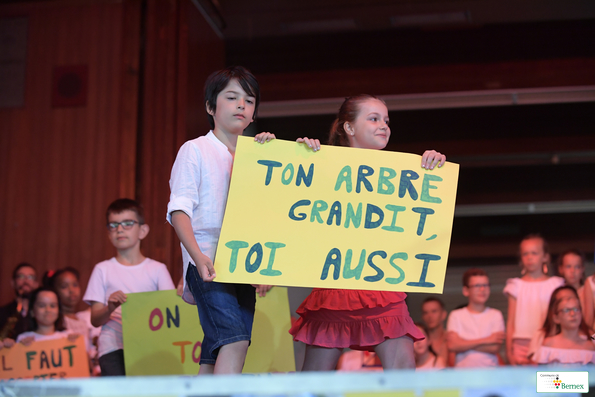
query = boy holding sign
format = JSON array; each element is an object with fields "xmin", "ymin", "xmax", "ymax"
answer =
[
  {"xmin": 290, "ymin": 95, "xmax": 446, "ymax": 371},
  {"xmin": 84, "ymin": 199, "xmax": 175, "ymax": 376},
  {"xmin": 167, "ymin": 66, "xmax": 273, "ymax": 375}
]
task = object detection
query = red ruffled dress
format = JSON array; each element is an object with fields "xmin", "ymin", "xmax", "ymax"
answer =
[{"xmin": 289, "ymin": 289, "xmax": 424, "ymax": 351}]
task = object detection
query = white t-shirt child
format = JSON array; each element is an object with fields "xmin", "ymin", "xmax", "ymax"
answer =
[
  {"xmin": 83, "ymin": 257, "xmax": 174, "ymax": 358},
  {"xmin": 447, "ymin": 306, "xmax": 505, "ymax": 367}
]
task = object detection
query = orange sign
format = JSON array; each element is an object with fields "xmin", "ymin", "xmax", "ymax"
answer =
[{"xmin": 0, "ymin": 337, "xmax": 89, "ymax": 380}]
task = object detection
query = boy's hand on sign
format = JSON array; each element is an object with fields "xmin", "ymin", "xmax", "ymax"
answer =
[
  {"xmin": 108, "ymin": 290, "xmax": 127, "ymax": 311},
  {"xmin": 254, "ymin": 132, "xmax": 276, "ymax": 143}
]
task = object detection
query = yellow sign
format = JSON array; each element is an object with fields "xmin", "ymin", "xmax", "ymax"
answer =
[
  {"xmin": 0, "ymin": 337, "xmax": 89, "ymax": 380},
  {"xmin": 122, "ymin": 288, "xmax": 295, "ymax": 375},
  {"xmin": 215, "ymin": 137, "xmax": 459, "ymax": 293}
]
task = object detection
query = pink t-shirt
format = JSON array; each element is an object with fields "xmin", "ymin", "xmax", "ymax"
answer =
[{"xmin": 503, "ymin": 276, "xmax": 565, "ymax": 339}]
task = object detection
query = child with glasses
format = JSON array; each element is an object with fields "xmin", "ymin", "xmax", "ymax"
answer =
[
  {"xmin": 446, "ymin": 268, "xmax": 505, "ymax": 368},
  {"xmin": 531, "ymin": 285, "xmax": 595, "ymax": 364},
  {"xmin": 83, "ymin": 198, "xmax": 175, "ymax": 376}
]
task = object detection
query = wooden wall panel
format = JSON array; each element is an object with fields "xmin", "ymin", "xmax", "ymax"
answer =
[
  {"xmin": 136, "ymin": 0, "xmax": 182, "ymax": 281},
  {"xmin": 0, "ymin": 1, "xmax": 138, "ymax": 304},
  {"xmin": 0, "ymin": 0, "xmax": 225, "ymax": 305},
  {"xmin": 137, "ymin": 0, "xmax": 225, "ymax": 286}
]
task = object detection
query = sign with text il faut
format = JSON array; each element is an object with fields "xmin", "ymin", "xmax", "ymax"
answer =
[
  {"xmin": 121, "ymin": 288, "xmax": 295, "ymax": 375},
  {"xmin": 0, "ymin": 337, "xmax": 89, "ymax": 380},
  {"xmin": 215, "ymin": 136, "xmax": 459, "ymax": 293}
]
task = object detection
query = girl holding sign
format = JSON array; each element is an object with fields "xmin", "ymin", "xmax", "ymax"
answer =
[
  {"xmin": 286, "ymin": 94, "xmax": 446, "ymax": 371},
  {"xmin": 15, "ymin": 287, "xmax": 78, "ymax": 345}
]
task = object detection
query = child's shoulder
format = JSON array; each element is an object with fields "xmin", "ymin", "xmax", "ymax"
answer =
[
  {"xmin": 179, "ymin": 132, "xmax": 221, "ymax": 152},
  {"xmin": 93, "ymin": 257, "xmax": 119, "ymax": 270},
  {"xmin": 142, "ymin": 257, "xmax": 167, "ymax": 269}
]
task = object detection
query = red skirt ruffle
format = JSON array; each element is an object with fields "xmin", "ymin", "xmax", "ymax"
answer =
[{"xmin": 289, "ymin": 289, "xmax": 424, "ymax": 351}]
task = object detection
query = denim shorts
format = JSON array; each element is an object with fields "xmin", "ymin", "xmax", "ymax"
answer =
[{"xmin": 186, "ymin": 263, "xmax": 256, "ymax": 365}]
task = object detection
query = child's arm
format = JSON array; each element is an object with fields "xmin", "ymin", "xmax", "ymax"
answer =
[
  {"xmin": 171, "ymin": 210, "xmax": 216, "ymax": 282},
  {"xmin": 582, "ymin": 278, "xmax": 594, "ymax": 330},
  {"xmin": 506, "ymin": 295, "xmax": 518, "ymax": 365},
  {"xmin": 447, "ymin": 330, "xmax": 505, "ymax": 354},
  {"xmin": 90, "ymin": 291, "xmax": 127, "ymax": 327}
]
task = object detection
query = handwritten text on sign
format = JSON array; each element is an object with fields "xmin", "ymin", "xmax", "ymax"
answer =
[
  {"xmin": 0, "ymin": 337, "xmax": 89, "ymax": 380},
  {"xmin": 122, "ymin": 289, "xmax": 295, "ymax": 375},
  {"xmin": 215, "ymin": 137, "xmax": 459, "ymax": 293}
]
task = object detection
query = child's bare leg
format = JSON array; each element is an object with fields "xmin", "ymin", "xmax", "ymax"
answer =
[
  {"xmin": 301, "ymin": 345, "xmax": 343, "ymax": 371},
  {"xmin": 198, "ymin": 364, "xmax": 214, "ymax": 375},
  {"xmin": 374, "ymin": 336, "xmax": 415, "ymax": 370},
  {"xmin": 213, "ymin": 340, "xmax": 249, "ymax": 374}
]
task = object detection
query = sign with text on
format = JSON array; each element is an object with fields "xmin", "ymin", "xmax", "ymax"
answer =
[
  {"xmin": 0, "ymin": 337, "xmax": 89, "ymax": 380},
  {"xmin": 215, "ymin": 137, "xmax": 459, "ymax": 293},
  {"xmin": 122, "ymin": 288, "xmax": 295, "ymax": 375}
]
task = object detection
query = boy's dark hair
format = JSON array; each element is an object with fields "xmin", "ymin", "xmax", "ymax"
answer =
[
  {"xmin": 204, "ymin": 66, "xmax": 260, "ymax": 130},
  {"xmin": 422, "ymin": 297, "xmax": 445, "ymax": 310},
  {"xmin": 462, "ymin": 268, "xmax": 488, "ymax": 287},
  {"xmin": 12, "ymin": 262, "xmax": 36, "ymax": 280},
  {"xmin": 106, "ymin": 198, "xmax": 145, "ymax": 224},
  {"xmin": 557, "ymin": 248, "xmax": 586, "ymax": 268},
  {"xmin": 27, "ymin": 287, "xmax": 66, "ymax": 332},
  {"xmin": 50, "ymin": 267, "xmax": 81, "ymax": 289},
  {"xmin": 557, "ymin": 248, "xmax": 587, "ymax": 284}
]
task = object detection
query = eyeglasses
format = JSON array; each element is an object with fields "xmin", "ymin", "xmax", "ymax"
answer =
[
  {"xmin": 107, "ymin": 220, "xmax": 139, "ymax": 231},
  {"xmin": 468, "ymin": 284, "xmax": 490, "ymax": 289},
  {"xmin": 558, "ymin": 307, "xmax": 581, "ymax": 315},
  {"xmin": 15, "ymin": 274, "xmax": 36, "ymax": 281}
]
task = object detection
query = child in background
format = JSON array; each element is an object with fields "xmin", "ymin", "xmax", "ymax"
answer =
[
  {"xmin": 558, "ymin": 249, "xmax": 593, "ymax": 328},
  {"xmin": 167, "ymin": 66, "xmax": 272, "ymax": 375},
  {"xmin": 421, "ymin": 297, "xmax": 450, "ymax": 366},
  {"xmin": 52, "ymin": 267, "xmax": 101, "ymax": 374},
  {"xmin": 84, "ymin": 198, "xmax": 175, "ymax": 376},
  {"xmin": 531, "ymin": 285, "xmax": 595, "ymax": 365},
  {"xmin": 16, "ymin": 287, "xmax": 77, "ymax": 345},
  {"xmin": 446, "ymin": 268, "xmax": 505, "ymax": 368},
  {"xmin": 289, "ymin": 94, "xmax": 445, "ymax": 371},
  {"xmin": 414, "ymin": 323, "xmax": 446, "ymax": 370},
  {"xmin": 504, "ymin": 234, "xmax": 565, "ymax": 365}
]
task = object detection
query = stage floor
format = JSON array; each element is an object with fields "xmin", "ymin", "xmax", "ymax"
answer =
[{"xmin": 1, "ymin": 365, "xmax": 593, "ymax": 397}]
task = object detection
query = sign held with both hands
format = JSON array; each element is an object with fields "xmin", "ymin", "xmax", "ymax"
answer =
[{"xmin": 215, "ymin": 137, "xmax": 459, "ymax": 293}]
